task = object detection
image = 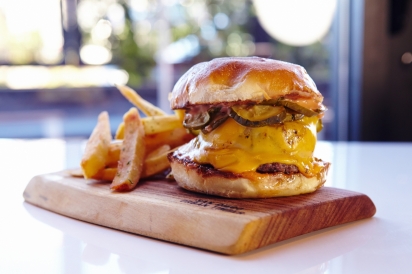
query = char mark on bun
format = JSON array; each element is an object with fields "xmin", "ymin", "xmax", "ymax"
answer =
[{"xmin": 168, "ymin": 57, "xmax": 330, "ymax": 198}]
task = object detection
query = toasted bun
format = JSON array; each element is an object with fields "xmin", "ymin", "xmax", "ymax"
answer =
[
  {"xmin": 170, "ymin": 57, "xmax": 324, "ymax": 110},
  {"xmin": 168, "ymin": 152, "xmax": 330, "ymax": 199},
  {"xmin": 168, "ymin": 57, "xmax": 329, "ymax": 198}
]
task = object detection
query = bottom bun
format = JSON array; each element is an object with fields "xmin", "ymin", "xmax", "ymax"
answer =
[{"xmin": 168, "ymin": 152, "xmax": 330, "ymax": 198}]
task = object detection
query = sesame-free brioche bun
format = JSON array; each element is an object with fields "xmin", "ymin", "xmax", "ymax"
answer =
[
  {"xmin": 168, "ymin": 151, "xmax": 330, "ymax": 199},
  {"xmin": 167, "ymin": 57, "xmax": 330, "ymax": 199},
  {"xmin": 169, "ymin": 56, "xmax": 324, "ymax": 110}
]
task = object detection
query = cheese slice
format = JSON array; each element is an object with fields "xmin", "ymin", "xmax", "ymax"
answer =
[{"xmin": 180, "ymin": 116, "xmax": 322, "ymax": 177}]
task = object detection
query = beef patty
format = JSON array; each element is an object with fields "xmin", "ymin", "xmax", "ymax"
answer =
[{"xmin": 256, "ymin": 162, "xmax": 299, "ymax": 174}]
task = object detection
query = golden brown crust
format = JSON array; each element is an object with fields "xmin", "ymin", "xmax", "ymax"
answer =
[
  {"xmin": 170, "ymin": 57, "xmax": 324, "ymax": 110},
  {"xmin": 168, "ymin": 151, "xmax": 330, "ymax": 198}
]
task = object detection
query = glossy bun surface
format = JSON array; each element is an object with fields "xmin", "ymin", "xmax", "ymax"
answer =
[{"xmin": 170, "ymin": 57, "xmax": 324, "ymax": 110}]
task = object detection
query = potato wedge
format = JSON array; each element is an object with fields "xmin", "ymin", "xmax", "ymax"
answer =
[
  {"xmin": 107, "ymin": 140, "xmax": 122, "ymax": 167},
  {"xmin": 81, "ymin": 111, "xmax": 112, "ymax": 179},
  {"xmin": 115, "ymin": 115, "xmax": 183, "ymax": 138},
  {"xmin": 111, "ymin": 127, "xmax": 194, "ymax": 160},
  {"xmin": 141, "ymin": 144, "xmax": 171, "ymax": 178},
  {"xmin": 145, "ymin": 127, "xmax": 195, "ymax": 154},
  {"xmin": 92, "ymin": 167, "xmax": 118, "ymax": 181},
  {"xmin": 114, "ymin": 122, "xmax": 125, "ymax": 139},
  {"xmin": 146, "ymin": 144, "xmax": 171, "ymax": 158},
  {"xmin": 116, "ymin": 85, "xmax": 167, "ymax": 116},
  {"xmin": 68, "ymin": 168, "xmax": 84, "ymax": 178},
  {"xmin": 142, "ymin": 115, "xmax": 183, "ymax": 134},
  {"xmin": 111, "ymin": 108, "xmax": 146, "ymax": 192},
  {"xmin": 89, "ymin": 145, "xmax": 178, "ymax": 181}
]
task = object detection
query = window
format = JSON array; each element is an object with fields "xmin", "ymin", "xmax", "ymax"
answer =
[{"xmin": 0, "ymin": 0, "xmax": 359, "ymax": 140}]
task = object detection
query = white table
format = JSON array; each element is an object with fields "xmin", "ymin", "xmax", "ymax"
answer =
[{"xmin": 1, "ymin": 139, "xmax": 411, "ymax": 273}]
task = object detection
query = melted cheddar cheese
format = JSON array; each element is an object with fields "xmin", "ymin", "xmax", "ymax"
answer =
[{"xmin": 180, "ymin": 116, "xmax": 322, "ymax": 177}]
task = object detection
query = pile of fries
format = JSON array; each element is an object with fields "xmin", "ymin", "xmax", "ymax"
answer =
[{"xmin": 79, "ymin": 85, "xmax": 194, "ymax": 192}]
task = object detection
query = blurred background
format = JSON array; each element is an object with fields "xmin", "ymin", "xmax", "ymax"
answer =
[{"xmin": 0, "ymin": 0, "xmax": 411, "ymax": 141}]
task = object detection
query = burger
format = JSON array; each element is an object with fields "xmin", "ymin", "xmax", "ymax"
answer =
[{"xmin": 167, "ymin": 57, "xmax": 330, "ymax": 198}]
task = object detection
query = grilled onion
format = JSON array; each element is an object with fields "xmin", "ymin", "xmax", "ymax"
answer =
[
  {"xmin": 183, "ymin": 111, "xmax": 210, "ymax": 129},
  {"xmin": 202, "ymin": 111, "xmax": 229, "ymax": 134}
]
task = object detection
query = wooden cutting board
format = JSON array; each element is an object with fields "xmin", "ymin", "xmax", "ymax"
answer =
[{"xmin": 23, "ymin": 170, "xmax": 376, "ymax": 255}]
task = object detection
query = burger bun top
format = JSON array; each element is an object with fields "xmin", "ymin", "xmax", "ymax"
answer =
[{"xmin": 169, "ymin": 57, "xmax": 324, "ymax": 110}]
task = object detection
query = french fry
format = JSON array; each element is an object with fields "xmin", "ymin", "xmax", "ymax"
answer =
[
  {"xmin": 116, "ymin": 85, "xmax": 167, "ymax": 116},
  {"xmin": 107, "ymin": 140, "xmax": 122, "ymax": 167},
  {"xmin": 111, "ymin": 107, "xmax": 146, "ymax": 192},
  {"xmin": 114, "ymin": 122, "xmax": 125, "ymax": 139},
  {"xmin": 146, "ymin": 144, "xmax": 171, "ymax": 158},
  {"xmin": 92, "ymin": 167, "xmax": 118, "ymax": 181},
  {"xmin": 115, "ymin": 115, "xmax": 183, "ymax": 138},
  {"xmin": 141, "ymin": 144, "xmax": 171, "ymax": 178},
  {"xmin": 145, "ymin": 127, "xmax": 195, "ymax": 153},
  {"xmin": 88, "ymin": 145, "xmax": 174, "ymax": 181},
  {"xmin": 78, "ymin": 85, "xmax": 196, "ymax": 188},
  {"xmin": 142, "ymin": 115, "xmax": 183, "ymax": 134},
  {"xmin": 68, "ymin": 168, "xmax": 84, "ymax": 178},
  {"xmin": 111, "ymin": 127, "xmax": 194, "ymax": 162},
  {"xmin": 81, "ymin": 111, "xmax": 112, "ymax": 179}
]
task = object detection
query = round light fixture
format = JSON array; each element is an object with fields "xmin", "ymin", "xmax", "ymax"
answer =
[{"xmin": 253, "ymin": 0, "xmax": 337, "ymax": 46}]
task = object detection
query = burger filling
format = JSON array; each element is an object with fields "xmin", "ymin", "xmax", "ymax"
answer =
[
  {"xmin": 256, "ymin": 162, "xmax": 299, "ymax": 174},
  {"xmin": 178, "ymin": 101, "xmax": 325, "ymax": 178}
]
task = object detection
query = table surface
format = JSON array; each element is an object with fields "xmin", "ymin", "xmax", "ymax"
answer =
[{"xmin": 1, "ymin": 139, "xmax": 411, "ymax": 273}]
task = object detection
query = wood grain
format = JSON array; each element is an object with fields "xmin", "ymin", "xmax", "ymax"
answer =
[{"xmin": 23, "ymin": 170, "xmax": 376, "ymax": 255}]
